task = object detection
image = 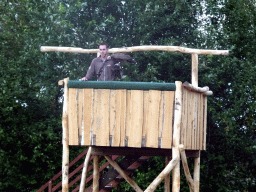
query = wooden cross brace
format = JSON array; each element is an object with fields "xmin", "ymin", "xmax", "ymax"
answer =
[{"xmin": 78, "ymin": 146, "xmax": 199, "ymax": 192}]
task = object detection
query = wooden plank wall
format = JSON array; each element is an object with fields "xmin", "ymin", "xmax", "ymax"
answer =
[
  {"xmin": 180, "ymin": 87, "xmax": 207, "ymax": 150},
  {"xmin": 68, "ymin": 88, "xmax": 175, "ymax": 149},
  {"xmin": 68, "ymin": 87, "xmax": 207, "ymax": 150}
]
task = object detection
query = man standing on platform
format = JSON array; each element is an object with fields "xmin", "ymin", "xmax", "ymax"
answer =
[{"xmin": 81, "ymin": 43, "xmax": 122, "ymax": 81}]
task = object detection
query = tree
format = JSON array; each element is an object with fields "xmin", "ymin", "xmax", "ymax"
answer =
[
  {"xmin": 199, "ymin": 0, "xmax": 256, "ymax": 191},
  {"xmin": 0, "ymin": 0, "xmax": 68, "ymax": 191}
]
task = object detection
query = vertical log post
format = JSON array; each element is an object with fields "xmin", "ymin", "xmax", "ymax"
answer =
[
  {"xmin": 191, "ymin": 53, "xmax": 198, "ymax": 87},
  {"xmin": 165, "ymin": 156, "xmax": 171, "ymax": 192},
  {"xmin": 194, "ymin": 152, "xmax": 200, "ymax": 192},
  {"xmin": 79, "ymin": 147, "xmax": 92, "ymax": 192},
  {"xmin": 61, "ymin": 78, "xmax": 69, "ymax": 192},
  {"xmin": 191, "ymin": 53, "xmax": 200, "ymax": 192},
  {"xmin": 172, "ymin": 81, "xmax": 183, "ymax": 192},
  {"xmin": 93, "ymin": 155, "xmax": 100, "ymax": 192}
]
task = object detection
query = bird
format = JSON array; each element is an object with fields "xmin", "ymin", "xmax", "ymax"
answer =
[{"xmin": 110, "ymin": 53, "xmax": 136, "ymax": 64}]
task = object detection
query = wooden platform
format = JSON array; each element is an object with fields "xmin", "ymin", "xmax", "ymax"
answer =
[
  {"xmin": 67, "ymin": 82, "xmax": 207, "ymax": 150},
  {"xmin": 91, "ymin": 146, "xmax": 200, "ymax": 158}
]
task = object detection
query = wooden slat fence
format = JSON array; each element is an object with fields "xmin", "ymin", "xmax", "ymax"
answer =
[{"xmin": 68, "ymin": 86, "xmax": 207, "ymax": 150}]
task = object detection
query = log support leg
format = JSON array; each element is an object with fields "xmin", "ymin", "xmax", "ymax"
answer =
[
  {"xmin": 180, "ymin": 145, "xmax": 194, "ymax": 192},
  {"xmin": 180, "ymin": 145, "xmax": 201, "ymax": 192},
  {"xmin": 79, "ymin": 147, "xmax": 92, "ymax": 192},
  {"xmin": 164, "ymin": 156, "xmax": 171, "ymax": 192},
  {"xmin": 171, "ymin": 81, "xmax": 182, "ymax": 192},
  {"xmin": 172, "ymin": 158, "xmax": 180, "ymax": 192},
  {"xmin": 194, "ymin": 152, "xmax": 200, "ymax": 192},
  {"xmin": 93, "ymin": 155, "xmax": 99, "ymax": 192},
  {"xmin": 62, "ymin": 78, "xmax": 69, "ymax": 192}
]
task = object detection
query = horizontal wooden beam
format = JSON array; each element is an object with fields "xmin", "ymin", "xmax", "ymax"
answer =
[
  {"xmin": 91, "ymin": 146, "xmax": 200, "ymax": 157},
  {"xmin": 41, "ymin": 46, "xmax": 229, "ymax": 55}
]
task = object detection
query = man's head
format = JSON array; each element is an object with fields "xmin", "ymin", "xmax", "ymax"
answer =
[{"xmin": 99, "ymin": 43, "xmax": 109, "ymax": 59}]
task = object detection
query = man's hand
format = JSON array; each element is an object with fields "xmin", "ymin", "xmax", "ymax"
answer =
[{"xmin": 80, "ymin": 77, "xmax": 88, "ymax": 81}]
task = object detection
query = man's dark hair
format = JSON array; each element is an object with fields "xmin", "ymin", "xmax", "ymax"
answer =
[{"xmin": 99, "ymin": 42, "xmax": 109, "ymax": 48}]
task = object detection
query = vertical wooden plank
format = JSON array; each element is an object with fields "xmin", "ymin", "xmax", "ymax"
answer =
[
  {"xmin": 158, "ymin": 91, "xmax": 164, "ymax": 148},
  {"xmin": 191, "ymin": 91, "xmax": 194, "ymax": 150},
  {"xmin": 129, "ymin": 90, "xmax": 143, "ymax": 148},
  {"xmin": 187, "ymin": 90, "xmax": 192, "ymax": 150},
  {"xmin": 180, "ymin": 87, "xmax": 184, "ymax": 147},
  {"xmin": 142, "ymin": 91, "xmax": 149, "ymax": 147},
  {"xmin": 93, "ymin": 89, "xmax": 101, "ymax": 146},
  {"xmin": 201, "ymin": 94, "xmax": 205, "ymax": 150},
  {"xmin": 191, "ymin": 91, "xmax": 195, "ymax": 149},
  {"xmin": 112, "ymin": 90, "xmax": 124, "ymax": 147},
  {"xmin": 102, "ymin": 89, "xmax": 110, "ymax": 147},
  {"xmin": 124, "ymin": 90, "xmax": 131, "ymax": 146},
  {"xmin": 78, "ymin": 89, "xmax": 83, "ymax": 145},
  {"xmin": 193, "ymin": 92, "xmax": 198, "ymax": 150},
  {"xmin": 203, "ymin": 96, "xmax": 208, "ymax": 150},
  {"xmin": 161, "ymin": 91, "xmax": 175, "ymax": 149},
  {"xmin": 119, "ymin": 90, "xmax": 127, "ymax": 147},
  {"xmin": 92, "ymin": 89, "xmax": 97, "ymax": 145},
  {"xmin": 109, "ymin": 90, "xmax": 117, "ymax": 146},
  {"xmin": 83, "ymin": 89, "xmax": 93, "ymax": 146},
  {"xmin": 196, "ymin": 93, "xmax": 201, "ymax": 150},
  {"xmin": 96, "ymin": 89, "xmax": 110, "ymax": 146},
  {"xmin": 191, "ymin": 91, "xmax": 196, "ymax": 150},
  {"xmin": 69, "ymin": 88, "xmax": 78, "ymax": 145},
  {"xmin": 181, "ymin": 88, "xmax": 188, "ymax": 149},
  {"xmin": 198, "ymin": 93, "xmax": 203, "ymax": 150},
  {"xmin": 145, "ymin": 90, "xmax": 161, "ymax": 148},
  {"xmin": 197, "ymin": 93, "xmax": 201, "ymax": 150}
]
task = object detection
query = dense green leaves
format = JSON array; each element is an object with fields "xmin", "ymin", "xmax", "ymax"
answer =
[{"xmin": 200, "ymin": 0, "xmax": 256, "ymax": 191}]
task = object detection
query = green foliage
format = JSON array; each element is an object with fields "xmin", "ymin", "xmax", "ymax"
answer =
[
  {"xmin": 1, "ymin": 0, "xmax": 256, "ymax": 191},
  {"xmin": 200, "ymin": 0, "xmax": 256, "ymax": 191},
  {"xmin": 0, "ymin": 0, "xmax": 64, "ymax": 191}
]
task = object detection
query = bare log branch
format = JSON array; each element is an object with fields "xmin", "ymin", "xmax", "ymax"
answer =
[{"xmin": 183, "ymin": 81, "xmax": 213, "ymax": 96}]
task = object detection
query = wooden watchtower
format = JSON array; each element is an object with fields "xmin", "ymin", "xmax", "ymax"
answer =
[{"xmin": 41, "ymin": 45, "xmax": 229, "ymax": 192}]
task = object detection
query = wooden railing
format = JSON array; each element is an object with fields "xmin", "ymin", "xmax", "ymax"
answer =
[
  {"xmin": 37, "ymin": 148, "xmax": 90, "ymax": 192},
  {"xmin": 37, "ymin": 148, "xmax": 151, "ymax": 192}
]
